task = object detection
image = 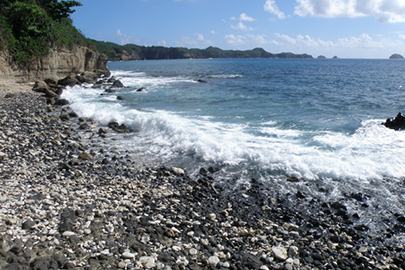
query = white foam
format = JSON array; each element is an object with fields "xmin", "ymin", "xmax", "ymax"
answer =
[
  {"xmin": 62, "ymin": 86, "xmax": 405, "ymax": 185},
  {"xmin": 111, "ymin": 70, "xmax": 195, "ymax": 90},
  {"xmin": 209, "ymin": 74, "xmax": 243, "ymax": 79}
]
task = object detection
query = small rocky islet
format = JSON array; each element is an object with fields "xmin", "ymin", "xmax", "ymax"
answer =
[{"xmin": 1, "ymin": 79, "xmax": 405, "ymax": 269}]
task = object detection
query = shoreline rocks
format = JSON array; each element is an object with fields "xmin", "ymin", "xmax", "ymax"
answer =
[{"xmin": 0, "ymin": 90, "xmax": 404, "ymax": 269}]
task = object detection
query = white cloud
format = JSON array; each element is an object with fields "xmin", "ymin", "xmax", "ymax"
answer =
[
  {"xmin": 247, "ymin": 34, "xmax": 269, "ymax": 45},
  {"xmin": 224, "ymin": 34, "xmax": 246, "ymax": 45},
  {"xmin": 294, "ymin": 0, "xmax": 405, "ymax": 23},
  {"xmin": 211, "ymin": 30, "xmax": 219, "ymax": 34},
  {"xmin": 275, "ymin": 33, "xmax": 297, "ymax": 44},
  {"xmin": 175, "ymin": 33, "xmax": 212, "ymax": 48},
  {"xmin": 231, "ymin": 13, "xmax": 257, "ymax": 21},
  {"xmin": 116, "ymin": 29, "xmax": 140, "ymax": 45},
  {"xmin": 264, "ymin": 0, "xmax": 286, "ymax": 19},
  {"xmin": 231, "ymin": 21, "xmax": 255, "ymax": 31}
]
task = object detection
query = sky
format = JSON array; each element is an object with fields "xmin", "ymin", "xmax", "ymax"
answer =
[{"xmin": 70, "ymin": 0, "xmax": 405, "ymax": 59}]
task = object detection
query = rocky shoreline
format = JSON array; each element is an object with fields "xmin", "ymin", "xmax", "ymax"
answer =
[{"xmin": 1, "ymin": 89, "xmax": 405, "ymax": 270}]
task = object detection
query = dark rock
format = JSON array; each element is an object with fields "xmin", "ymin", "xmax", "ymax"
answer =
[
  {"xmin": 68, "ymin": 111, "xmax": 78, "ymax": 118},
  {"xmin": 58, "ymin": 74, "xmax": 79, "ymax": 87},
  {"xmin": 54, "ymin": 87, "xmax": 63, "ymax": 96},
  {"xmin": 117, "ymin": 96, "xmax": 125, "ymax": 100},
  {"xmin": 197, "ymin": 79, "xmax": 207, "ymax": 83},
  {"xmin": 54, "ymin": 99, "xmax": 70, "ymax": 106},
  {"xmin": 296, "ymin": 191, "xmax": 306, "ymax": 199},
  {"xmin": 241, "ymin": 253, "xmax": 263, "ymax": 269},
  {"xmin": 107, "ymin": 76, "xmax": 116, "ymax": 83},
  {"xmin": 199, "ymin": 167, "xmax": 208, "ymax": 175},
  {"xmin": 32, "ymin": 81, "xmax": 49, "ymax": 93},
  {"xmin": 79, "ymin": 123, "xmax": 90, "ymax": 130},
  {"xmin": 98, "ymin": 128, "xmax": 107, "ymax": 135},
  {"xmin": 108, "ymin": 121, "xmax": 132, "ymax": 133},
  {"xmin": 78, "ymin": 152, "xmax": 92, "ymax": 161},
  {"xmin": 21, "ymin": 219, "xmax": 36, "ymax": 230},
  {"xmin": 136, "ymin": 87, "xmax": 146, "ymax": 92},
  {"xmin": 44, "ymin": 77, "xmax": 58, "ymax": 88},
  {"xmin": 105, "ymin": 88, "xmax": 116, "ymax": 93},
  {"xmin": 59, "ymin": 113, "xmax": 70, "ymax": 121},
  {"xmin": 208, "ymin": 166, "xmax": 220, "ymax": 173},
  {"xmin": 383, "ymin": 112, "xmax": 405, "ymax": 130},
  {"xmin": 59, "ymin": 208, "xmax": 76, "ymax": 233},
  {"xmin": 287, "ymin": 176, "xmax": 300, "ymax": 182},
  {"xmin": 76, "ymin": 72, "xmax": 99, "ymax": 84},
  {"xmin": 111, "ymin": 80, "xmax": 124, "ymax": 88},
  {"xmin": 5, "ymin": 93, "xmax": 18, "ymax": 98}
]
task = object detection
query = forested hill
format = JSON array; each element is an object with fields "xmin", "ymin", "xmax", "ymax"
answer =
[
  {"xmin": 0, "ymin": 0, "xmax": 109, "ymax": 82},
  {"xmin": 92, "ymin": 40, "xmax": 313, "ymax": 61}
]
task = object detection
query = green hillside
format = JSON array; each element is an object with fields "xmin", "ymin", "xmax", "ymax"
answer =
[
  {"xmin": 0, "ymin": 0, "xmax": 89, "ymax": 64},
  {"xmin": 92, "ymin": 40, "xmax": 313, "ymax": 61}
]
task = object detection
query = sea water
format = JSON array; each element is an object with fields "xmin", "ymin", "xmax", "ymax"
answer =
[{"xmin": 62, "ymin": 58, "xmax": 405, "ymax": 231}]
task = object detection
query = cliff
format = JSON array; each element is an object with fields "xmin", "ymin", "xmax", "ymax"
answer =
[{"xmin": 0, "ymin": 45, "xmax": 110, "ymax": 83}]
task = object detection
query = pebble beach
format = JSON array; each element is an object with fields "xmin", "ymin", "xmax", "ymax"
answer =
[{"xmin": 1, "ymin": 84, "xmax": 405, "ymax": 270}]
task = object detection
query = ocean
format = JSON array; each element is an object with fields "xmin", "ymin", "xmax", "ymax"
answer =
[{"xmin": 62, "ymin": 58, "xmax": 405, "ymax": 232}]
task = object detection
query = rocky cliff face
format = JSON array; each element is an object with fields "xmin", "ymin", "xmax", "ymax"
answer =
[{"xmin": 0, "ymin": 45, "xmax": 110, "ymax": 83}]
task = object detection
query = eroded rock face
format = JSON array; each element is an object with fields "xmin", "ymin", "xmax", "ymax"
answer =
[{"xmin": 0, "ymin": 45, "xmax": 110, "ymax": 83}]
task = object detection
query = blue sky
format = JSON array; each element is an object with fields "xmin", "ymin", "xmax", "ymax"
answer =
[{"xmin": 71, "ymin": 0, "xmax": 405, "ymax": 58}]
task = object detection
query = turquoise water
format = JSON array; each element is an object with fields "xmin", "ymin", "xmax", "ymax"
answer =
[{"xmin": 63, "ymin": 58, "xmax": 405, "ymax": 227}]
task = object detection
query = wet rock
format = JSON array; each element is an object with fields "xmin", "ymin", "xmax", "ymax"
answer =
[
  {"xmin": 112, "ymin": 80, "xmax": 125, "ymax": 88},
  {"xmin": 208, "ymin": 166, "xmax": 220, "ymax": 173},
  {"xmin": 383, "ymin": 112, "xmax": 405, "ymax": 130},
  {"xmin": 54, "ymin": 99, "xmax": 70, "ymax": 106}
]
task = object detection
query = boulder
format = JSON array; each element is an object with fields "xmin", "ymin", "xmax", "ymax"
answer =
[
  {"xmin": 54, "ymin": 99, "xmax": 70, "ymax": 106},
  {"xmin": 136, "ymin": 87, "xmax": 146, "ymax": 92},
  {"xmin": 383, "ymin": 112, "xmax": 405, "ymax": 130},
  {"xmin": 197, "ymin": 79, "xmax": 207, "ymax": 83},
  {"xmin": 107, "ymin": 76, "xmax": 116, "ymax": 83},
  {"xmin": 32, "ymin": 81, "xmax": 50, "ymax": 93},
  {"xmin": 45, "ymin": 89, "xmax": 60, "ymax": 99},
  {"xmin": 76, "ymin": 72, "xmax": 99, "ymax": 84},
  {"xmin": 58, "ymin": 74, "xmax": 79, "ymax": 87},
  {"xmin": 111, "ymin": 80, "xmax": 125, "ymax": 88},
  {"xmin": 108, "ymin": 121, "xmax": 132, "ymax": 133},
  {"xmin": 44, "ymin": 77, "xmax": 59, "ymax": 88}
]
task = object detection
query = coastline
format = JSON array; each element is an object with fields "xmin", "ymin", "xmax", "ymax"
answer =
[{"xmin": 0, "ymin": 86, "xmax": 404, "ymax": 269}]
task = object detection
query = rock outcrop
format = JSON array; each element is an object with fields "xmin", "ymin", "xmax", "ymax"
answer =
[
  {"xmin": 0, "ymin": 45, "xmax": 110, "ymax": 83},
  {"xmin": 383, "ymin": 112, "xmax": 405, "ymax": 130}
]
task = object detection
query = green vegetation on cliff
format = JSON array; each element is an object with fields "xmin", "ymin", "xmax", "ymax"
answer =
[
  {"xmin": 92, "ymin": 40, "xmax": 313, "ymax": 61},
  {"xmin": 0, "ymin": 0, "xmax": 88, "ymax": 64}
]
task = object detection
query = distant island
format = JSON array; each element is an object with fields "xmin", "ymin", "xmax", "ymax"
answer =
[
  {"xmin": 91, "ymin": 40, "xmax": 313, "ymax": 61},
  {"xmin": 332, "ymin": 56, "xmax": 339, "ymax": 59},
  {"xmin": 389, "ymin": 53, "xmax": 404, "ymax": 59},
  {"xmin": 317, "ymin": 55, "xmax": 327, "ymax": 59}
]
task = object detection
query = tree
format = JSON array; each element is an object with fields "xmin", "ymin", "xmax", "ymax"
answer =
[{"xmin": 37, "ymin": 0, "xmax": 82, "ymax": 21}]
